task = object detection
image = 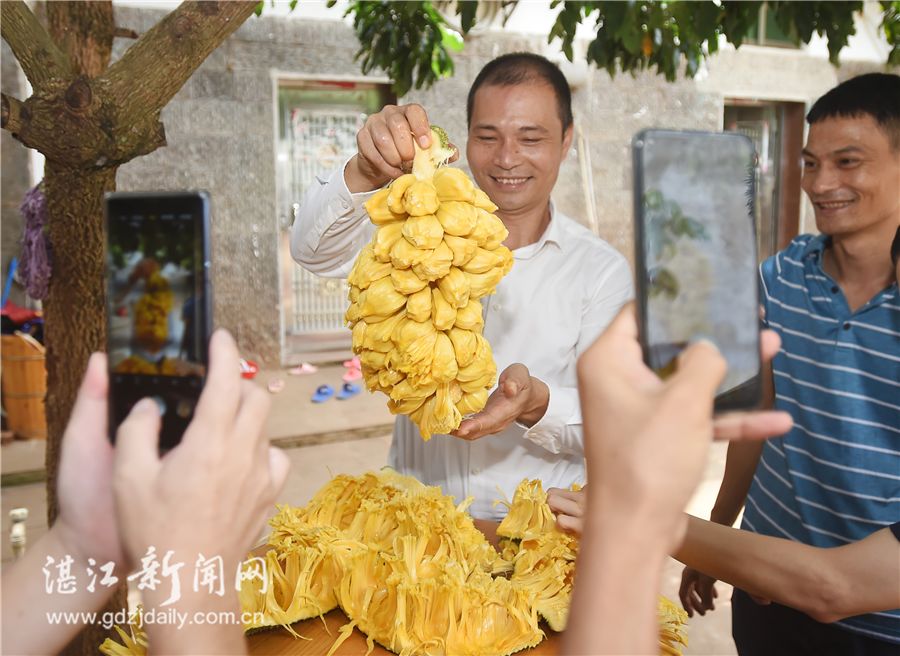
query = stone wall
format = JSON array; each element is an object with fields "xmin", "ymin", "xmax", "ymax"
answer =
[{"xmin": 2, "ymin": 6, "xmax": 891, "ymax": 364}]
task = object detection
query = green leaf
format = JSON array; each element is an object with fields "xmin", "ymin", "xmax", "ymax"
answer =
[
  {"xmin": 457, "ymin": 0, "xmax": 478, "ymax": 33},
  {"xmin": 441, "ymin": 25, "xmax": 465, "ymax": 52}
]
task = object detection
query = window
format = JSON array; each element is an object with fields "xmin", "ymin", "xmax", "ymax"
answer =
[{"xmin": 744, "ymin": 3, "xmax": 800, "ymax": 49}]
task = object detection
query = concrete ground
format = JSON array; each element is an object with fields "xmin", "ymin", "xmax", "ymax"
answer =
[{"xmin": 1, "ymin": 362, "xmax": 736, "ymax": 654}]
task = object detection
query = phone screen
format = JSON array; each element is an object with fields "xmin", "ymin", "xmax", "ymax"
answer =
[
  {"xmin": 105, "ymin": 192, "xmax": 211, "ymax": 448},
  {"xmin": 633, "ymin": 130, "xmax": 760, "ymax": 405}
]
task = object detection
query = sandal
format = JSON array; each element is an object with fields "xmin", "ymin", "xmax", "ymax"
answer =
[
  {"xmin": 311, "ymin": 384, "xmax": 334, "ymax": 403},
  {"xmin": 342, "ymin": 367, "xmax": 363, "ymax": 382},
  {"xmin": 288, "ymin": 362, "xmax": 318, "ymax": 375},
  {"xmin": 342, "ymin": 356, "xmax": 361, "ymax": 369},
  {"xmin": 336, "ymin": 382, "xmax": 362, "ymax": 400}
]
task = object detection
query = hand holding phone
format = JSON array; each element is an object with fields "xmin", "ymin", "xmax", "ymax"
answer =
[
  {"xmin": 632, "ymin": 130, "xmax": 761, "ymax": 411},
  {"xmin": 105, "ymin": 192, "xmax": 212, "ymax": 450}
]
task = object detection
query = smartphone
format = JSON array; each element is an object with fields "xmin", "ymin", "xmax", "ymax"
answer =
[
  {"xmin": 105, "ymin": 192, "xmax": 212, "ymax": 450},
  {"xmin": 632, "ymin": 129, "xmax": 761, "ymax": 411}
]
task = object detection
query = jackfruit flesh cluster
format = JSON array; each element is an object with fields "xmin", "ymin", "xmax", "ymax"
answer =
[
  {"xmin": 346, "ymin": 127, "xmax": 513, "ymax": 440},
  {"xmin": 102, "ymin": 473, "xmax": 688, "ymax": 656},
  {"xmin": 496, "ymin": 479, "xmax": 689, "ymax": 654}
]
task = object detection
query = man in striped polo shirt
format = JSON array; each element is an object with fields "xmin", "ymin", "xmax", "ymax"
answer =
[{"xmin": 680, "ymin": 73, "xmax": 900, "ymax": 654}]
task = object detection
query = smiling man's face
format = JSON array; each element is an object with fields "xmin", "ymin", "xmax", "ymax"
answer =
[
  {"xmin": 801, "ymin": 114, "xmax": 900, "ymax": 239},
  {"xmin": 466, "ymin": 80, "xmax": 573, "ymax": 220}
]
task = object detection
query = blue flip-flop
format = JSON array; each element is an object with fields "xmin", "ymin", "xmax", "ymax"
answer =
[
  {"xmin": 311, "ymin": 384, "xmax": 334, "ymax": 403},
  {"xmin": 336, "ymin": 382, "xmax": 361, "ymax": 400}
]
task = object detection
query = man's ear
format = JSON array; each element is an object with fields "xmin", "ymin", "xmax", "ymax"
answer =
[{"xmin": 562, "ymin": 124, "xmax": 575, "ymax": 154}]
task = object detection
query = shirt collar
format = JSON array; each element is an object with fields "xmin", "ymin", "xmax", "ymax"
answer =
[
  {"xmin": 800, "ymin": 233, "xmax": 829, "ymax": 262},
  {"xmin": 539, "ymin": 202, "xmax": 565, "ymax": 251}
]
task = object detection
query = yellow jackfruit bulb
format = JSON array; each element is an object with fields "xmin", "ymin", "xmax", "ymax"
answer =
[
  {"xmin": 466, "ymin": 268, "xmax": 505, "ymax": 300},
  {"xmin": 412, "ymin": 125, "xmax": 457, "ymax": 181},
  {"xmin": 351, "ymin": 319, "xmax": 368, "ymax": 353},
  {"xmin": 410, "ymin": 395, "xmax": 438, "ymax": 441},
  {"xmin": 347, "ymin": 245, "xmax": 392, "ymax": 290},
  {"xmin": 454, "ymin": 299, "xmax": 484, "ymax": 331},
  {"xmin": 473, "ymin": 187, "xmax": 499, "ymax": 212},
  {"xmin": 433, "ymin": 167, "xmax": 476, "ymax": 202},
  {"xmin": 431, "ymin": 288, "xmax": 457, "ymax": 332},
  {"xmin": 388, "ymin": 174, "xmax": 417, "ymax": 214},
  {"xmin": 495, "ymin": 245, "xmax": 514, "ymax": 275},
  {"xmin": 345, "ymin": 302, "xmax": 360, "ymax": 326},
  {"xmin": 436, "ymin": 201, "xmax": 479, "ymax": 237},
  {"xmin": 387, "ymin": 394, "xmax": 428, "ymax": 416},
  {"xmin": 448, "ymin": 327, "xmax": 477, "ymax": 368},
  {"xmin": 390, "ymin": 377, "xmax": 438, "ymax": 404},
  {"xmin": 358, "ymin": 277, "xmax": 408, "ymax": 318},
  {"xmin": 436, "ymin": 266, "xmax": 470, "ymax": 308},
  {"xmin": 401, "ymin": 213, "xmax": 444, "ymax": 249},
  {"xmin": 372, "ymin": 222, "xmax": 405, "ymax": 262},
  {"xmin": 378, "ymin": 367, "xmax": 404, "ymax": 390},
  {"xmin": 349, "ymin": 284, "xmax": 361, "ymax": 303},
  {"xmin": 443, "ymin": 234, "xmax": 478, "ymax": 267},
  {"xmin": 496, "ymin": 479, "xmax": 557, "ymax": 540},
  {"xmin": 365, "ymin": 187, "xmax": 407, "ymax": 225},
  {"xmin": 394, "ymin": 319, "xmax": 439, "ymax": 373},
  {"xmin": 406, "ymin": 286, "xmax": 432, "ymax": 323},
  {"xmin": 431, "ymin": 332, "xmax": 459, "ymax": 383},
  {"xmin": 456, "ymin": 388, "xmax": 489, "ymax": 415},
  {"xmin": 412, "ymin": 241, "xmax": 453, "ymax": 282},
  {"xmin": 391, "ymin": 268, "xmax": 428, "ymax": 295},
  {"xmin": 365, "ymin": 311, "xmax": 406, "ymax": 350},
  {"xmin": 360, "ymin": 349, "xmax": 387, "ymax": 370},
  {"xmin": 390, "ymin": 236, "xmax": 425, "ymax": 270},
  {"xmin": 470, "ymin": 209, "xmax": 509, "ymax": 248},
  {"xmin": 462, "ymin": 247, "xmax": 506, "ymax": 274},
  {"xmin": 431, "ymin": 383, "xmax": 463, "ymax": 434},
  {"xmin": 403, "ymin": 180, "xmax": 440, "ymax": 216}
]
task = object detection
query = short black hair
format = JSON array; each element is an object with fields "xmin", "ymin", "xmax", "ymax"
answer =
[
  {"xmin": 466, "ymin": 52, "xmax": 573, "ymax": 134},
  {"xmin": 891, "ymin": 227, "xmax": 900, "ymax": 267},
  {"xmin": 807, "ymin": 73, "xmax": 900, "ymax": 150}
]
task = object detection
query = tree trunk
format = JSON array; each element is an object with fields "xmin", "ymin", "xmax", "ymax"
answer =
[
  {"xmin": 43, "ymin": 163, "xmax": 114, "ymax": 526},
  {"xmin": 43, "ymin": 163, "xmax": 124, "ymax": 656},
  {"xmin": 1, "ymin": 2, "xmax": 257, "ymax": 652}
]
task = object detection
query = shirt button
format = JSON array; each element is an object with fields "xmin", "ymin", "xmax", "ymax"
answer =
[
  {"xmin": 831, "ymin": 285, "xmax": 839, "ymax": 293},
  {"xmin": 842, "ymin": 322, "xmax": 851, "ymax": 330}
]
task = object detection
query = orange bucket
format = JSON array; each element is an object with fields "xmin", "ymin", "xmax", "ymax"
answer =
[{"xmin": 1, "ymin": 332, "xmax": 47, "ymax": 439}]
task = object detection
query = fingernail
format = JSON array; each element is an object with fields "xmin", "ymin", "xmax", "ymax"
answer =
[
  {"xmin": 132, "ymin": 397, "xmax": 162, "ymax": 416},
  {"xmin": 418, "ymin": 135, "xmax": 430, "ymax": 147}
]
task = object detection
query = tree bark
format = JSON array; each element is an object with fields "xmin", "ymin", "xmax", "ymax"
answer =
[
  {"xmin": 1, "ymin": 1, "xmax": 256, "ymax": 653},
  {"xmin": 43, "ymin": 163, "xmax": 126, "ymax": 656},
  {"xmin": 47, "ymin": 1, "xmax": 114, "ymax": 78}
]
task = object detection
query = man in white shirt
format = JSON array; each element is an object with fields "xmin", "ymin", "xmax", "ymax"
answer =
[{"xmin": 291, "ymin": 52, "xmax": 633, "ymax": 518}]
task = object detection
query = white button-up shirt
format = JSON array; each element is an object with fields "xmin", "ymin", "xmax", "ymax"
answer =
[{"xmin": 291, "ymin": 163, "xmax": 634, "ymax": 518}]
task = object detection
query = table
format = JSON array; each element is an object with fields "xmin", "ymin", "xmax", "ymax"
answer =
[
  {"xmin": 247, "ymin": 608, "xmax": 560, "ymax": 655},
  {"xmin": 246, "ymin": 520, "xmax": 562, "ymax": 655}
]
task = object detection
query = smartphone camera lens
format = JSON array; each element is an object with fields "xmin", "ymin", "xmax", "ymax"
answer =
[{"xmin": 175, "ymin": 399, "xmax": 194, "ymax": 419}]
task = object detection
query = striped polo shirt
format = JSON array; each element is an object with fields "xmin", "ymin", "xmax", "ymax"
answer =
[{"xmin": 742, "ymin": 233, "xmax": 900, "ymax": 643}]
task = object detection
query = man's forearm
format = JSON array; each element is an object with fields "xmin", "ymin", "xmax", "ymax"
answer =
[
  {"xmin": 675, "ymin": 516, "xmax": 830, "ymax": 616},
  {"xmin": 1, "ymin": 526, "xmax": 117, "ymax": 655},
  {"xmin": 709, "ymin": 440, "xmax": 764, "ymax": 525},
  {"xmin": 563, "ymin": 500, "xmax": 666, "ymax": 655}
]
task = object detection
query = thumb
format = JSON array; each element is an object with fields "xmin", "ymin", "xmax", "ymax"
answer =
[
  {"xmin": 672, "ymin": 339, "xmax": 726, "ymax": 401},
  {"xmin": 499, "ymin": 364, "xmax": 529, "ymax": 398},
  {"xmin": 114, "ymin": 398, "xmax": 162, "ymax": 483},
  {"xmin": 61, "ymin": 353, "xmax": 109, "ymax": 451}
]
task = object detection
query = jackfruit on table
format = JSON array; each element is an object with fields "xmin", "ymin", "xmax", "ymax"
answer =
[{"xmin": 102, "ymin": 471, "xmax": 689, "ymax": 656}]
